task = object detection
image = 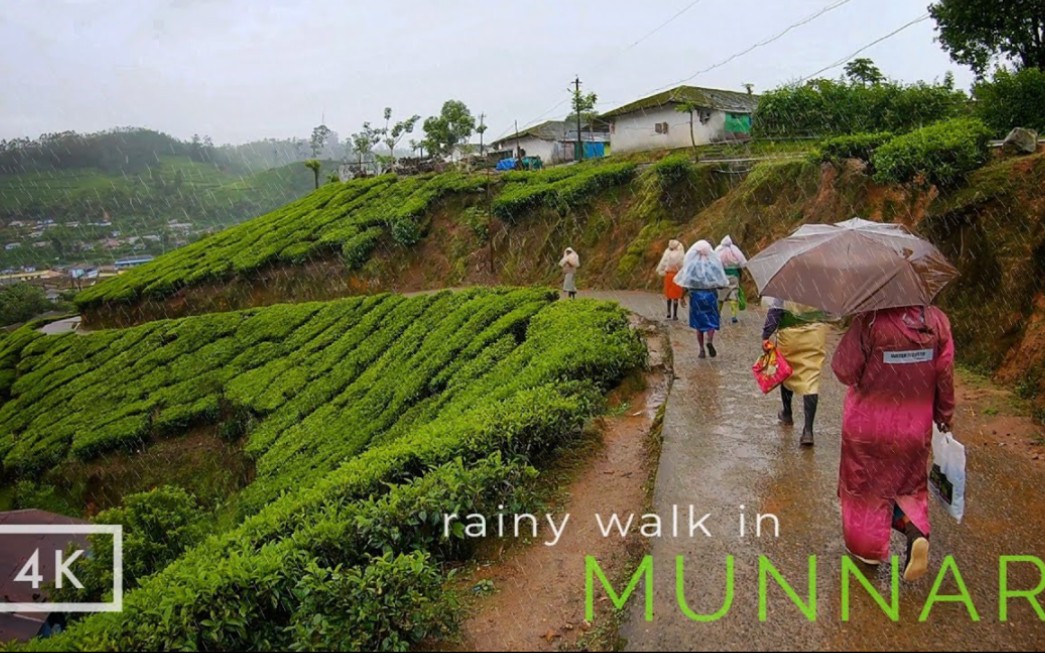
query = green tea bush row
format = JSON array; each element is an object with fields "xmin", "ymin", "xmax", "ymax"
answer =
[
  {"xmin": 872, "ymin": 118, "xmax": 992, "ymax": 187},
  {"xmin": 491, "ymin": 161, "xmax": 636, "ymax": 222},
  {"xmin": 816, "ymin": 131, "xmax": 894, "ymax": 164}
]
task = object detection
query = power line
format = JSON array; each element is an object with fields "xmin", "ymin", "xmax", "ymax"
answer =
[
  {"xmin": 799, "ymin": 13, "xmax": 931, "ymax": 82},
  {"xmin": 490, "ymin": 0, "xmax": 707, "ymax": 143},
  {"xmin": 647, "ymin": 0, "xmax": 857, "ymax": 94}
]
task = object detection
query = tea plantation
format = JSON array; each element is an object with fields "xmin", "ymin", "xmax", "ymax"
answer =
[
  {"xmin": 73, "ymin": 162, "xmax": 639, "ymax": 312},
  {"xmin": 2, "ymin": 287, "xmax": 645, "ymax": 650}
]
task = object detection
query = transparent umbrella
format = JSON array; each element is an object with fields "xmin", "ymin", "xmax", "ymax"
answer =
[{"xmin": 745, "ymin": 217, "xmax": 959, "ymax": 315}]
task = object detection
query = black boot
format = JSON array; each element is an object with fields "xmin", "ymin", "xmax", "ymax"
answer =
[
  {"xmin": 672, "ymin": 300, "xmax": 679, "ymax": 320},
  {"xmin": 778, "ymin": 386, "xmax": 794, "ymax": 425},
  {"xmin": 667, "ymin": 299, "xmax": 673, "ymax": 319},
  {"xmin": 903, "ymin": 522, "xmax": 930, "ymax": 581},
  {"xmin": 800, "ymin": 394, "xmax": 818, "ymax": 446}
]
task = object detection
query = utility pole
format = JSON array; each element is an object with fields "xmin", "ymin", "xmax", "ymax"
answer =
[
  {"xmin": 573, "ymin": 75, "xmax": 584, "ymax": 161},
  {"xmin": 478, "ymin": 113, "xmax": 486, "ymax": 158},
  {"xmin": 514, "ymin": 120, "xmax": 520, "ymax": 161}
]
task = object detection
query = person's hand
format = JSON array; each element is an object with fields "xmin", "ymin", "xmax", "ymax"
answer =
[
  {"xmin": 936, "ymin": 420, "xmax": 952, "ymax": 433},
  {"xmin": 762, "ymin": 339, "xmax": 774, "ymax": 352}
]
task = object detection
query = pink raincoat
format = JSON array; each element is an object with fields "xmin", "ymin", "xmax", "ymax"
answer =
[{"xmin": 831, "ymin": 306, "xmax": 955, "ymax": 561}]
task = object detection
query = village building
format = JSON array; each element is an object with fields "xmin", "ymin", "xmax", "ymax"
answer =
[
  {"xmin": 599, "ymin": 85, "xmax": 759, "ymax": 154},
  {"xmin": 489, "ymin": 120, "xmax": 610, "ymax": 166}
]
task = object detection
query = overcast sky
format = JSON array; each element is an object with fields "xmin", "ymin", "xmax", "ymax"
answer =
[{"xmin": 0, "ymin": 0, "xmax": 973, "ymax": 146}]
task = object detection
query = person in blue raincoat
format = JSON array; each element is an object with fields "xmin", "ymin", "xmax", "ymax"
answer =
[{"xmin": 674, "ymin": 240, "xmax": 729, "ymax": 359}]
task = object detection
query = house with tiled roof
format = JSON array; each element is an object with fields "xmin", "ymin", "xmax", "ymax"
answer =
[
  {"xmin": 599, "ymin": 85, "xmax": 759, "ymax": 154},
  {"xmin": 489, "ymin": 119, "xmax": 610, "ymax": 165}
]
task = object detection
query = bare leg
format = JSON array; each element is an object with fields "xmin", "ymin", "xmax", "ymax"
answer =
[
  {"xmin": 707, "ymin": 330, "xmax": 717, "ymax": 357},
  {"xmin": 697, "ymin": 331, "xmax": 706, "ymax": 358}
]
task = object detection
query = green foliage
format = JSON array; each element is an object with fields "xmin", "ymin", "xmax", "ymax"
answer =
[
  {"xmin": 753, "ymin": 76, "xmax": 968, "ymax": 138},
  {"xmin": 3, "ymin": 288, "xmax": 645, "ymax": 651},
  {"xmin": 0, "ymin": 283, "xmax": 53, "ymax": 326},
  {"xmin": 929, "ymin": 0, "xmax": 1045, "ymax": 75},
  {"xmin": 651, "ymin": 153, "xmax": 694, "ymax": 187},
  {"xmin": 422, "ymin": 100, "xmax": 476, "ymax": 158},
  {"xmin": 52, "ymin": 486, "xmax": 206, "ymax": 603},
  {"xmin": 459, "ymin": 207, "xmax": 491, "ymax": 240},
  {"xmin": 816, "ymin": 131, "xmax": 895, "ymax": 164},
  {"xmin": 491, "ymin": 161, "xmax": 637, "ymax": 222},
  {"xmin": 872, "ymin": 118, "xmax": 993, "ymax": 186},
  {"xmin": 74, "ymin": 172, "xmax": 487, "ymax": 308},
  {"xmin": 973, "ymin": 67, "xmax": 1045, "ymax": 135}
]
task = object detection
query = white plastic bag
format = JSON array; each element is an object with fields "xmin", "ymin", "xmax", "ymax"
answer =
[{"xmin": 930, "ymin": 426, "xmax": 966, "ymax": 522}]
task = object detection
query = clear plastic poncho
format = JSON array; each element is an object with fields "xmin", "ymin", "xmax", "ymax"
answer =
[{"xmin": 674, "ymin": 240, "xmax": 729, "ymax": 290}]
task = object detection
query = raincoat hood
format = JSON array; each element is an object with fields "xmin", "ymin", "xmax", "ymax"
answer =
[
  {"xmin": 560, "ymin": 248, "xmax": 580, "ymax": 269},
  {"xmin": 675, "ymin": 240, "xmax": 729, "ymax": 289},
  {"xmin": 656, "ymin": 240, "xmax": 686, "ymax": 276},
  {"xmin": 715, "ymin": 235, "xmax": 748, "ymax": 268}
]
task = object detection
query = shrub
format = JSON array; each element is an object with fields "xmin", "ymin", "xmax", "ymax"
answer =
[
  {"xmin": 817, "ymin": 131, "xmax": 894, "ymax": 164},
  {"xmin": 872, "ymin": 118, "xmax": 992, "ymax": 187},
  {"xmin": 973, "ymin": 67, "xmax": 1045, "ymax": 136},
  {"xmin": 754, "ymin": 77, "xmax": 968, "ymax": 138},
  {"xmin": 651, "ymin": 153, "xmax": 694, "ymax": 187}
]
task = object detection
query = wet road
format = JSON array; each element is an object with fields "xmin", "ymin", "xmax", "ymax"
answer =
[{"xmin": 586, "ymin": 291, "xmax": 1045, "ymax": 651}]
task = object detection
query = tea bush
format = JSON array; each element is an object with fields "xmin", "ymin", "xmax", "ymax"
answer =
[
  {"xmin": 816, "ymin": 131, "xmax": 894, "ymax": 164},
  {"xmin": 872, "ymin": 118, "xmax": 992, "ymax": 187}
]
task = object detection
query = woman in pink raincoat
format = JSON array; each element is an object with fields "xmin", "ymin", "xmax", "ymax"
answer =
[{"xmin": 831, "ymin": 305, "xmax": 955, "ymax": 581}]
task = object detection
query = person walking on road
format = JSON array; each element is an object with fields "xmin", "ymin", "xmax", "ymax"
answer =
[
  {"xmin": 559, "ymin": 247, "xmax": 579, "ymax": 299},
  {"xmin": 715, "ymin": 235, "xmax": 747, "ymax": 324},
  {"xmin": 656, "ymin": 239, "xmax": 686, "ymax": 321},
  {"xmin": 762, "ymin": 297, "xmax": 829, "ymax": 446},
  {"xmin": 675, "ymin": 240, "xmax": 729, "ymax": 359},
  {"xmin": 831, "ymin": 305, "xmax": 955, "ymax": 581}
]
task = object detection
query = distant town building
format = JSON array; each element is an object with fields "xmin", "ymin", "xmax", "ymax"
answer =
[{"xmin": 115, "ymin": 256, "xmax": 154, "ymax": 270}]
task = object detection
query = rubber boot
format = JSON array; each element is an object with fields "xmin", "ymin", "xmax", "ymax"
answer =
[
  {"xmin": 666, "ymin": 299, "xmax": 673, "ymax": 319},
  {"xmin": 903, "ymin": 522, "xmax": 930, "ymax": 581},
  {"xmin": 672, "ymin": 300, "xmax": 679, "ymax": 321},
  {"xmin": 778, "ymin": 386, "xmax": 794, "ymax": 425},
  {"xmin": 800, "ymin": 394, "xmax": 818, "ymax": 446}
]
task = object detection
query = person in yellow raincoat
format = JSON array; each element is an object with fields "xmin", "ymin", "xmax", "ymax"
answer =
[{"xmin": 762, "ymin": 297, "xmax": 829, "ymax": 447}]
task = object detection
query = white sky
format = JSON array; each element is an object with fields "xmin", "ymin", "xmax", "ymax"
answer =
[{"xmin": 0, "ymin": 0, "xmax": 974, "ymax": 146}]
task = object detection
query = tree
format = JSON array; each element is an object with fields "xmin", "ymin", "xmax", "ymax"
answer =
[
  {"xmin": 0, "ymin": 283, "xmax": 52, "ymax": 326},
  {"xmin": 844, "ymin": 58, "xmax": 885, "ymax": 85},
  {"xmin": 675, "ymin": 100, "xmax": 701, "ymax": 153},
  {"xmin": 304, "ymin": 159, "xmax": 321, "ymax": 189},
  {"xmin": 351, "ymin": 123, "xmax": 382, "ymax": 168},
  {"xmin": 380, "ymin": 109, "xmax": 421, "ymax": 162},
  {"xmin": 569, "ymin": 82, "xmax": 598, "ymax": 160},
  {"xmin": 930, "ymin": 0, "xmax": 1045, "ymax": 76},
  {"xmin": 310, "ymin": 124, "xmax": 332, "ymax": 158},
  {"xmin": 422, "ymin": 100, "xmax": 476, "ymax": 158},
  {"xmin": 476, "ymin": 113, "xmax": 488, "ymax": 157}
]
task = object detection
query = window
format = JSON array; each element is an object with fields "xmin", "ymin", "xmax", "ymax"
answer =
[{"xmin": 654, "ymin": 122, "xmax": 669, "ymax": 134}]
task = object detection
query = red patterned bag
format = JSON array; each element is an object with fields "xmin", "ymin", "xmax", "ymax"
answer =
[{"xmin": 752, "ymin": 342, "xmax": 793, "ymax": 394}]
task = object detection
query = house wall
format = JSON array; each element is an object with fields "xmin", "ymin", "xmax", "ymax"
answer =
[
  {"xmin": 491, "ymin": 136, "xmax": 557, "ymax": 164},
  {"xmin": 608, "ymin": 105, "xmax": 734, "ymax": 154}
]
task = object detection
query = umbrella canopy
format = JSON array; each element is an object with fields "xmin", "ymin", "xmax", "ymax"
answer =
[{"xmin": 746, "ymin": 217, "xmax": 959, "ymax": 315}]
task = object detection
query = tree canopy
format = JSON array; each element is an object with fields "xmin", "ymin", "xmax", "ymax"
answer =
[
  {"xmin": 422, "ymin": 100, "xmax": 476, "ymax": 157},
  {"xmin": 930, "ymin": 0, "xmax": 1045, "ymax": 75}
]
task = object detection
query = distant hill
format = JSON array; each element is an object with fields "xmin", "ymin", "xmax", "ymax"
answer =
[{"xmin": 0, "ymin": 128, "xmax": 341, "ymax": 269}]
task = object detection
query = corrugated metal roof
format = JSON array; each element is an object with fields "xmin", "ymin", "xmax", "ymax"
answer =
[
  {"xmin": 600, "ymin": 85, "xmax": 759, "ymax": 119},
  {"xmin": 492, "ymin": 119, "xmax": 610, "ymax": 148}
]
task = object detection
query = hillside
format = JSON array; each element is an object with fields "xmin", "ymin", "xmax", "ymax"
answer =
[
  {"xmin": 0, "ymin": 287, "xmax": 644, "ymax": 649},
  {"xmin": 74, "ymin": 150, "xmax": 1045, "ymax": 420},
  {"xmin": 0, "ymin": 156, "xmax": 337, "ymax": 269}
]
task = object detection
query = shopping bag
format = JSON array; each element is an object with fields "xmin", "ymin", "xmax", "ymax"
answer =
[
  {"xmin": 930, "ymin": 426, "xmax": 966, "ymax": 522},
  {"xmin": 752, "ymin": 344, "xmax": 793, "ymax": 394},
  {"xmin": 737, "ymin": 285, "xmax": 747, "ymax": 311}
]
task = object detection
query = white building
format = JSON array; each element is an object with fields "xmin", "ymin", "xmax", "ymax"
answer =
[
  {"xmin": 600, "ymin": 86, "xmax": 758, "ymax": 155},
  {"xmin": 488, "ymin": 120, "xmax": 610, "ymax": 165}
]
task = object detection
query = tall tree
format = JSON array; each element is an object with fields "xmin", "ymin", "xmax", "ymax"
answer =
[
  {"xmin": 674, "ymin": 100, "xmax": 701, "ymax": 153},
  {"xmin": 0, "ymin": 283, "xmax": 52, "ymax": 326},
  {"xmin": 380, "ymin": 109, "xmax": 421, "ymax": 162},
  {"xmin": 422, "ymin": 100, "xmax": 476, "ymax": 158},
  {"xmin": 304, "ymin": 159, "xmax": 321, "ymax": 189},
  {"xmin": 350, "ymin": 123, "xmax": 381, "ymax": 168},
  {"xmin": 844, "ymin": 58, "xmax": 885, "ymax": 85},
  {"xmin": 930, "ymin": 0, "xmax": 1045, "ymax": 75},
  {"xmin": 476, "ymin": 113, "xmax": 488, "ymax": 157},
  {"xmin": 310, "ymin": 124, "xmax": 331, "ymax": 158}
]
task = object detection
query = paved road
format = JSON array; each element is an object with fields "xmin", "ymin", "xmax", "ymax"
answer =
[{"xmin": 585, "ymin": 291, "xmax": 1045, "ymax": 651}]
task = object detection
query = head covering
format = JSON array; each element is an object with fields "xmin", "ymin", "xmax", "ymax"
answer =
[
  {"xmin": 675, "ymin": 240, "xmax": 729, "ymax": 289},
  {"xmin": 560, "ymin": 247, "xmax": 580, "ymax": 269},
  {"xmin": 656, "ymin": 239, "xmax": 686, "ymax": 276},
  {"xmin": 715, "ymin": 235, "xmax": 748, "ymax": 268}
]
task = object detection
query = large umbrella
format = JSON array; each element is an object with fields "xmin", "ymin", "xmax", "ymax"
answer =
[{"xmin": 746, "ymin": 217, "xmax": 959, "ymax": 316}]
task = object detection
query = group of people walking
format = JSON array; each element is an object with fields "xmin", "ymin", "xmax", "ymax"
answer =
[{"xmin": 562, "ymin": 229, "xmax": 956, "ymax": 583}]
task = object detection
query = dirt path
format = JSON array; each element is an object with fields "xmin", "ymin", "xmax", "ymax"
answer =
[{"xmin": 450, "ymin": 317, "xmax": 670, "ymax": 651}]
